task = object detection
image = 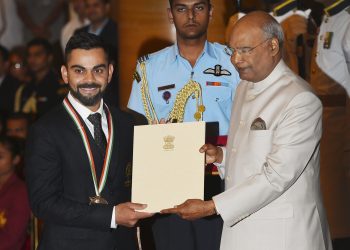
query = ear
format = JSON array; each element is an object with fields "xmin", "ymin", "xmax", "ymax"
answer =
[
  {"xmin": 108, "ymin": 64, "xmax": 114, "ymax": 83},
  {"xmin": 209, "ymin": 5, "xmax": 213, "ymax": 21},
  {"xmin": 48, "ymin": 54, "xmax": 53, "ymax": 64},
  {"xmin": 61, "ymin": 65, "xmax": 69, "ymax": 85},
  {"xmin": 270, "ymin": 38, "xmax": 280, "ymax": 56},
  {"xmin": 167, "ymin": 8, "xmax": 174, "ymax": 23},
  {"xmin": 105, "ymin": 3, "xmax": 111, "ymax": 13},
  {"xmin": 13, "ymin": 155, "xmax": 20, "ymax": 166}
]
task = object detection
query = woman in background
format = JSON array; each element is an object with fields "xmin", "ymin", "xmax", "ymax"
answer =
[{"xmin": 0, "ymin": 135, "xmax": 30, "ymax": 250}]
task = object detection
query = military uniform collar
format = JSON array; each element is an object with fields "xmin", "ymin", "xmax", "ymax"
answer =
[
  {"xmin": 170, "ymin": 41, "xmax": 217, "ymax": 63},
  {"xmin": 272, "ymin": 0, "xmax": 298, "ymax": 16},
  {"xmin": 324, "ymin": 0, "xmax": 350, "ymax": 17}
]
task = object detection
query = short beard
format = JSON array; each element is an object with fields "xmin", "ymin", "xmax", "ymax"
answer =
[{"xmin": 69, "ymin": 83, "xmax": 104, "ymax": 107}]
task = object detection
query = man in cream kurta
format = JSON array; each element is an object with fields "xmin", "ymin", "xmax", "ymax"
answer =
[{"xmin": 162, "ymin": 11, "xmax": 332, "ymax": 250}]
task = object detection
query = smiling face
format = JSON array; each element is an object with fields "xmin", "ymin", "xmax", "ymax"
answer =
[
  {"xmin": 61, "ymin": 48, "xmax": 113, "ymax": 111},
  {"xmin": 168, "ymin": 0, "xmax": 212, "ymax": 41}
]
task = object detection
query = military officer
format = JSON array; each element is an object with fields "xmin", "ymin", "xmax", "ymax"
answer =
[
  {"xmin": 128, "ymin": 0, "xmax": 240, "ymax": 249},
  {"xmin": 309, "ymin": 0, "xmax": 350, "ymax": 248}
]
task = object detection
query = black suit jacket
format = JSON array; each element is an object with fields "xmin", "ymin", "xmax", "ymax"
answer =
[{"xmin": 25, "ymin": 103, "xmax": 137, "ymax": 250}]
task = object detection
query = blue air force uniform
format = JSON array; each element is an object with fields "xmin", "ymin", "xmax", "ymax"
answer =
[
  {"xmin": 128, "ymin": 41, "xmax": 239, "ymax": 136},
  {"xmin": 128, "ymin": 41, "xmax": 240, "ymax": 250}
]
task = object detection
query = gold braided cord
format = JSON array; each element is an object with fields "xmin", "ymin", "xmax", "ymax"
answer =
[
  {"xmin": 140, "ymin": 62, "xmax": 159, "ymax": 124},
  {"xmin": 167, "ymin": 80, "xmax": 203, "ymax": 123},
  {"xmin": 140, "ymin": 62, "xmax": 205, "ymax": 124}
]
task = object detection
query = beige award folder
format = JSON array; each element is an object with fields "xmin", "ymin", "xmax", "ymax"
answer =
[{"xmin": 132, "ymin": 121, "xmax": 205, "ymax": 213}]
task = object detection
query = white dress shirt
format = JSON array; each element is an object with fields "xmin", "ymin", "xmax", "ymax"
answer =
[{"xmin": 67, "ymin": 93, "xmax": 117, "ymax": 229}]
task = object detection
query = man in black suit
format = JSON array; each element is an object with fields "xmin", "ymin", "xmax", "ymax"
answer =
[
  {"xmin": 75, "ymin": 0, "xmax": 119, "ymax": 107},
  {"xmin": 25, "ymin": 32, "xmax": 152, "ymax": 250},
  {"xmin": 0, "ymin": 45, "xmax": 19, "ymax": 116}
]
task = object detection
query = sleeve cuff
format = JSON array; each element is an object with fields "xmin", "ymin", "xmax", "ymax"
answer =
[
  {"xmin": 110, "ymin": 206, "xmax": 118, "ymax": 229},
  {"xmin": 213, "ymin": 147, "xmax": 226, "ymax": 179}
]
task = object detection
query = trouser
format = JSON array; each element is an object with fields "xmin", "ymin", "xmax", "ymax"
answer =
[{"xmin": 152, "ymin": 214, "xmax": 223, "ymax": 250}]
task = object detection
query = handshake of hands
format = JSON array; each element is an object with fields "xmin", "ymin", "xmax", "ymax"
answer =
[{"xmin": 115, "ymin": 144, "xmax": 223, "ymax": 227}]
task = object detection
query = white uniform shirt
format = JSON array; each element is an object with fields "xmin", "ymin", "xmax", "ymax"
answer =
[{"xmin": 316, "ymin": 7, "xmax": 350, "ymax": 96}]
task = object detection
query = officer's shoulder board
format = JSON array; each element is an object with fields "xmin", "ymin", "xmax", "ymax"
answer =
[
  {"xmin": 137, "ymin": 54, "xmax": 150, "ymax": 64},
  {"xmin": 133, "ymin": 54, "xmax": 150, "ymax": 83}
]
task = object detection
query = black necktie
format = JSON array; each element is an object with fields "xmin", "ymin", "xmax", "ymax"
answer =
[{"xmin": 88, "ymin": 113, "xmax": 107, "ymax": 155}]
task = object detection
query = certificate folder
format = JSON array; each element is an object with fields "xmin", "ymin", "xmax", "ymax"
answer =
[{"xmin": 132, "ymin": 122, "xmax": 205, "ymax": 213}]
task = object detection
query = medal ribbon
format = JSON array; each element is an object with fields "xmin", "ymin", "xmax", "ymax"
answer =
[{"xmin": 63, "ymin": 98, "xmax": 114, "ymax": 196}]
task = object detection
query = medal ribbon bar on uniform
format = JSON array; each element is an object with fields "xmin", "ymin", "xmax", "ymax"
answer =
[
  {"xmin": 63, "ymin": 98, "xmax": 114, "ymax": 197},
  {"xmin": 273, "ymin": 0, "xmax": 298, "ymax": 16},
  {"xmin": 324, "ymin": 0, "xmax": 350, "ymax": 16}
]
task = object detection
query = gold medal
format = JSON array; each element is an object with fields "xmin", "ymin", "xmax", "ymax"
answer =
[
  {"xmin": 89, "ymin": 196, "xmax": 109, "ymax": 205},
  {"xmin": 63, "ymin": 98, "xmax": 114, "ymax": 206}
]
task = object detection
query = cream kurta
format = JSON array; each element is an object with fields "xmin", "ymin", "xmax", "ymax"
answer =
[{"xmin": 213, "ymin": 61, "xmax": 332, "ymax": 250}]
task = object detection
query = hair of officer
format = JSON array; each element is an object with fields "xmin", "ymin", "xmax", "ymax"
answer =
[
  {"xmin": 91, "ymin": 0, "xmax": 110, "ymax": 4},
  {"xmin": 0, "ymin": 45, "xmax": 9, "ymax": 62},
  {"xmin": 27, "ymin": 38, "xmax": 53, "ymax": 55},
  {"xmin": 168, "ymin": 0, "xmax": 211, "ymax": 7},
  {"xmin": 260, "ymin": 15, "xmax": 284, "ymax": 49},
  {"xmin": 64, "ymin": 32, "xmax": 110, "ymax": 64}
]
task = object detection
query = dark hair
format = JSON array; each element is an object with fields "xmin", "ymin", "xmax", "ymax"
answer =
[
  {"xmin": 9, "ymin": 46, "xmax": 27, "ymax": 60},
  {"xmin": 0, "ymin": 44, "xmax": 9, "ymax": 61},
  {"xmin": 168, "ymin": 0, "xmax": 211, "ymax": 7},
  {"xmin": 27, "ymin": 38, "xmax": 53, "ymax": 55},
  {"xmin": 7, "ymin": 112, "xmax": 31, "ymax": 124},
  {"xmin": 0, "ymin": 135, "xmax": 21, "ymax": 157},
  {"xmin": 64, "ymin": 32, "xmax": 110, "ymax": 63}
]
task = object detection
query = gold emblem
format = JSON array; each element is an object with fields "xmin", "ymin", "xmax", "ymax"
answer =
[
  {"xmin": 323, "ymin": 32, "xmax": 333, "ymax": 49},
  {"xmin": 0, "ymin": 211, "xmax": 7, "ymax": 228},
  {"xmin": 163, "ymin": 135, "xmax": 175, "ymax": 151}
]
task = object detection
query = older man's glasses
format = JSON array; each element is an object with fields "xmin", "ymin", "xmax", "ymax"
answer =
[{"xmin": 224, "ymin": 38, "xmax": 271, "ymax": 57}]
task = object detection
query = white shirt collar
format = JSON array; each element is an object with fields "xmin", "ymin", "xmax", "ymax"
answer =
[{"xmin": 67, "ymin": 92, "xmax": 105, "ymax": 120}]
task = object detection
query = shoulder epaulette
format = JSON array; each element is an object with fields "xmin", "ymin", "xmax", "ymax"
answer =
[
  {"xmin": 273, "ymin": 0, "xmax": 297, "ymax": 16},
  {"xmin": 137, "ymin": 54, "xmax": 150, "ymax": 64},
  {"xmin": 324, "ymin": 0, "xmax": 350, "ymax": 17}
]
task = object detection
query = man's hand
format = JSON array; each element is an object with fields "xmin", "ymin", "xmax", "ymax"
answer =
[
  {"xmin": 115, "ymin": 202, "xmax": 154, "ymax": 227},
  {"xmin": 160, "ymin": 199, "xmax": 216, "ymax": 220},
  {"xmin": 199, "ymin": 144, "xmax": 223, "ymax": 165}
]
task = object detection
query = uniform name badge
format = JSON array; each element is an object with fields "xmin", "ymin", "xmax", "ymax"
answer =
[
  {"xmin": 323, "ymin": 32, "xmax": 333, "ymax": 49},
  {"xmin": 63, "ymin": 98, "xmax": 114, "ymax": 205}
]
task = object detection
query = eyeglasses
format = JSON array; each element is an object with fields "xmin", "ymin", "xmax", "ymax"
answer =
[{"xmin": 224, "ymin": 38, "xmax": 271, "ymax": 57}]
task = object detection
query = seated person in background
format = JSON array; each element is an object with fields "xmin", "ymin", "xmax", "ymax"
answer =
[
  {"xmin": 6, "ymin": 112, "xmax": 31, "ymax": 140},
  {"xmin": 0, "ymin": 135, "xmax": 31, "ymax": 250},
  {"xmin": 0, "ymin": 44, "xmax": 19, "ymax": 117},
  {"xmin": 7, "ymin": 46, "xmax": 33, "ymax": 114},
  {"xmin": 20, "ymin": 38, "xmax": 63, "ymax": 118}
]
